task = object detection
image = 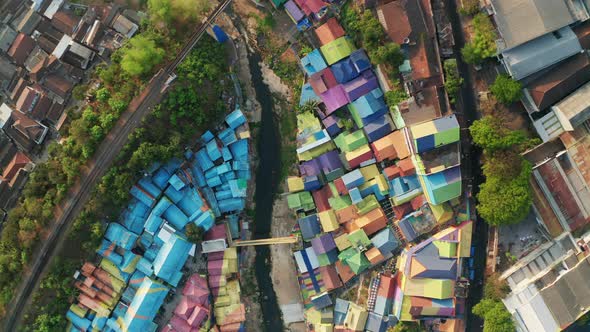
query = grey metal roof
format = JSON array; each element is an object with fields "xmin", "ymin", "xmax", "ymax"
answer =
[
  {"xmin": 502, "ymin": 26, "xmax": 582, "ymax": 80},
  {"xmin": 540, "ymin": 257, "xmax": 590, "ymax": 328},
  {"xmin": 0, "ymin": 25, "xmax": 17, "ymax": 52},
  {"xmin": 491, "ymin": 0, "xmax": 576, "ymax": 49}
]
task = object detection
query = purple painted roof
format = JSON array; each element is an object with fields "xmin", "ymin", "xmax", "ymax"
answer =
[
  {"xmin": 320, "ymin": 85, "xmax": 349, "ymax": 114},
  {"xmin": 311, "ymin": 233, "xmax": 337, "ymax": 254},
  {"xmin": 318, "ymin": 150, "xmax": 343, "ymax": 172},
  {"xmin": 285, "ymin": 0, "xmax": 304, "ymax": 22},
  {"xmin": 343, "ymin": 70, "xmax": 378, "ymax": 102},
  {"xmin": 443, "ymin": 165, "xmax": 462, "ymax": 183},
  {"xmin": 299, "ymin": 158, "xmax": 322, "ymax": 177}
]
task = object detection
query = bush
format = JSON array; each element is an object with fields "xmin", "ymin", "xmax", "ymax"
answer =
[
  {"xmin": 443, "ymin": 59, "xmax": 463, "ymax": 103},
  {"xmin": 472, "ymin": 299, "xmax": 515, "ymax": 332},
  {"xmin": 120, "ymin": 35, "xmax": 165, "ymax": 77},
  {"xmin": 385, "ymin": 89, "xmax": 408, "ymax": 108},
  {"xmin": 462, "ymin": 13, "xmax": 497, "ymax": 64},
  {"xmin": 370, "ymin": 42, "xmax": 404, "ymax": 67},
  {"xmin": 490, "ymin": 74, "xmax": 522, "ymax": 104},
  {"xmin": 459, "ymin": 0, "xmax": 480, "ymax": 16}
]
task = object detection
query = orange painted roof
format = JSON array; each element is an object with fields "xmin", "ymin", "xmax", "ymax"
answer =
[{"xmin": 315, "ymin": 18, "xmax": 346, "ymax": 46}]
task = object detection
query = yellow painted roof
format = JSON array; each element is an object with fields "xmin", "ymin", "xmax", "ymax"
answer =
[
  {"xmin": 345, "ymin": 144, "xmax": 371, "ymax": 161},
  {"xmin": 360, "ymin": 164, "xmax": 380, "ymax": 181},
  {"xmin": 430, "ymin": 202, "xmax": 453, "ymax": 224},
  {"xmin": 458, "ymin": 221, "xmax": 473, "ymax": 257},
  {"xmin": 335, "ymin": 233, "xmax": 352, "ymax": 251},
  {"xmin": 287, "ymin": 176, "xmax": 305, "ymax": 192},
  {"xmin": 404, "ymin": 278, "xmax": 455, "ymax": 299},
  {"xmin": 410, "ymin": 121, "xmax": 437, "ymax": 138},
  {"xmin": 319, "ymin": 209, "xmax": 339, "ymax": 232}
]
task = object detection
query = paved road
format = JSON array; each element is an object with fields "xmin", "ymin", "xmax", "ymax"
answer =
[
  {"xmin": 442, "ymin": 1, "xmax": 487, "ymax": 331},
  {"xmin": 2, "ymin": 1, "xmax": 232, "ymax": 330}
]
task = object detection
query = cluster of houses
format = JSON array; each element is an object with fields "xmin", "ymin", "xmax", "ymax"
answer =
[
  {"xmin": 65, "ymin": 109, "xmax": 250, "ymax": 332},
  {"xmin": 282, "ymin": 5, "xmax": 472, "ymax": 330},
  {"xmin": 468, "ymin": 0, "xmax": 590, "ymax": 331},
  {"xmin": 0, "ymin": 0, "xmax": 141, "ymax": 218}
]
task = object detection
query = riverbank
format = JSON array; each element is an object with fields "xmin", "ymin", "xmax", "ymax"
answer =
[{"xmin": 224, "ymin": 0, "xmax": 306, "ymax": 329}]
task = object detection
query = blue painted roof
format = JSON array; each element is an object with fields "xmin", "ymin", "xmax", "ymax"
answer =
[
  {"xmin": 225, "ymin": 108, "xmax": 247, "ymax": 129},
  {"xmin": 371, "ymin": 227, "xmax": 399, "ymax": 255},
  {"xmin": 195, "ymin": 149, "xmax": 214, "ymax": 171},
  {"xmin": 331, "ymin": 58, "xmax": 360, "ymax": 83},
  {"xmin": 301, "ymin": 49, "xmax": 328, "ymax": 76},
  {"xmin": 122, "ymin": 278, "xmax": 169, "ymax": 331},
  {"xmin": 162, "ymin": 204, "xmax": 189, "ymax": 230},
  {"xmin": 206, "ymin": 139, "xmax": 222, "ymax": 161},
  {"xmin": 105, "ymin": 223, "xmax": 139, "ymax": 250},
  {"xmin": 349, "ymin": 49, "xmax": 371, "ymax": 72},
  {"xmin": 153, "ymin": 234, "xmax": 192, "ymax": 286},
  {"xmin": 300, "ymin": 83, "xmax": 322, "ymax": 106}
]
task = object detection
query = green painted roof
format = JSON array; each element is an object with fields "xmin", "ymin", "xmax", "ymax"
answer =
[
  {"xmin": 356, "ymin": 195, "xmax": 379, "ymax": 215},
  {"xmin": 320, "ymin": 36, "xmax": 356, "ymax": 65},
  {"xmin": 334, "ymin": 130, "xmax": 368, "ymax": 152},
  {"xmin": 345, "ymin": 251, "xmax": 370, "ymax": 274},
  {"xmin": 348, "ymin": 229, "xmax": 371, "ymax": 249},
  {"xmin": 433, "ymin": 240, "xmax": 457, "ymax": 258},
  {"xmin": 329, "ymin": 194, "xmax": 352, "ymax": 210}
]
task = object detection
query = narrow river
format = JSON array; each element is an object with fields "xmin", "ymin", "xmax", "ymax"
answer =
[{"xmin": 249, "ymin": 51, "xmax": 285, "ymax": 331}]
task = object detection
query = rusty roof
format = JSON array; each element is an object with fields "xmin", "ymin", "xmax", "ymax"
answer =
[{"xmin": 315, "ymin": 18, "xmax": 346, "ymax": 46}]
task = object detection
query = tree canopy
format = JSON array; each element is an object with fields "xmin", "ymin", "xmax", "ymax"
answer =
[
  {"xmin": 388, "ymin": 321, "xmax": 423, "ymax": 332},
  {"xmin": 185, "ymin": 223, "xmax": 205, "ymax": 243},
  {"xmin": 462, "ymin": 13, "xmax": 497, "ymax": 64},
  {"xmin": 370, "ymin": 42, "xmax": 404, "ymax": 67},
  {"xmin": 470, "ymin": 116, "xmax": 536, "ymax": 225},
  {"xmin": 148, "ymin": 0, "xmax": 210, "ymax": 25},
  {"xmin": 444, "ymin": 59, "xmax": 463, "ymax": 103},
  {"xmin": 120, "ymin": 35, "xmax": 165, "ymax": 77},
  {"xmin": 473, "ymin": 299, "xmax": 515, "ymax": 332},
  {"xmin": 490, "ymin": 74, "xmax": 522, "ymax": 104}
]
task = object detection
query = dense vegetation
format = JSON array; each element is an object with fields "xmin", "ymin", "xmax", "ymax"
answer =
[
  {"xmin": 20, "ymin": 36, "xmax": 228, "ymax": 331},
  {"xmin": 0, "ymin": 0, "xmax": 219, "ymax": 319},
  {"xmin": 443, "ymin": 59, "xmax": 463, "ymax": 104},
  {"xmin": 341, "ymin": 3, "xmax": 407, "ymax": 107},
  {"xmin": 473, "ymin": 299, "xmax": 515, "ymax": 332},
  {"xmin": 490, "ymin": 74, "xmax": 522, "ymax": 105},
  {"xmin": 462, "ymin": 13, "xmax": 497, "ymax": 64},
  {"xmin": 470, "ymin": 116, "xmax": 539, "ymax": 225}
]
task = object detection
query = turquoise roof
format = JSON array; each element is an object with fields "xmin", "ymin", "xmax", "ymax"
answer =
[
  {"xmin": 152, "ymin": 234, "xmax": 192, "ymax": 286},
  {"xmin": 301, "ymin": 49, "xmax": 328, "ymax": 76}
]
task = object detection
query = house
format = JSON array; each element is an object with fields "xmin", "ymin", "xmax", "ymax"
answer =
[
  {"xmin": 393, "ymin": 221, "xmax": 472, "ymax": 321},
  {"xmin": 528, "ymin": 148, "xmax": 590, "ymax": 234},
  {"xmin": 489, "ymin": 0, "xmax": 577, "ymax": 51},
  {"xmin": 315, "ymin": 18, "xmax": 346, "ymax": 46},
  {"xmin": 0, "ymin": 56, "xmax": 17, "ymax": 93},
  {"xmin": 501, "ymin": 234, "xmax": 590, "ymax": 332},
  {"xmin": 320, "ymin": 36, "xmax": 356, "ymax": 65},
  {"xmin": 53, "ymin": 35, "xmax": 95, "ymax": 69},
  {"xmin": 51, "ymin": 9, "xmax": 81, "ymax": 35},
  {"xmin": 285, "ymin": 0, "xmax": 305, "ymax": 24},
  {"xmin": 1, "ymin": 150, "xmax": 31, "ymax": 184},
  {"xmin": 7, "ymin": 32, "xmax": 35, "ymax": 66},
  {"xmin": 0, "ymin": 25, "xmax": 17, "ymax": 52},
  {"xmin": 111, "ymin": 13, "xmax": 138, "ymax": 39},
  {"xmin": 12, "ymin": 7, "xmax": 42, "ymax": 35},
  {"xmin": 522, "ymin": 52, "xmax": 590, "ymax": 115},
  {"xmin": 2, "ymin": 105, "xmax": 49, "ymax": 151},
  {"xmin": 293, "ymin": 0, "xmax": 328, "ymax": 20},
  {"xmin": 501, "ymin": 26, "xmax": 583, "ymax": 81},
  {"xmin": 42, "ymin": 74, "xmax": 73, "ymax": 104},
  {"xmin": 378, "ymin": 0, "xmax": 441, "ymax": 83},
  {"xmin": 16, "ymin": 85, "xmax": 53, "ymax": 120},
  {"xmin": 301, "ymin": 49, "xmax": 328, "ymax": 76}
]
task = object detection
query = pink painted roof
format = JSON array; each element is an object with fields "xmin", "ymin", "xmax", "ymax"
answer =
[
  {"xmin": 174, "ymin": 297, "xmax": 196, "ymax": 320},
  {"xmin": 187, "ymin": 305, "xmax": 208, "ymax": 327},
  {"xmin": 207, "ymin": 259, "xmax": 224, "ymax": 275},
  {"xmin": 294, "ymin": 0, "xmax": 327, "ymax": 15},
  {"xmin": 205, "ymin": 224, "xmax": 226, "ymax": 240},
  {"xmin": 170, "ymin": 315, "xmax": 192, "ymax": 332}
]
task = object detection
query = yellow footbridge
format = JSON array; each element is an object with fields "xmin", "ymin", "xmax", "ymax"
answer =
[{"xmin": 230, "ymin": 236, "xmax": 298, "ymax": 247}]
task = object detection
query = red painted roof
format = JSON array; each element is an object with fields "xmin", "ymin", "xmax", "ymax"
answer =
[{"xmin": 309, "ymin": 68, "xmax": 338, "ymax": 95}]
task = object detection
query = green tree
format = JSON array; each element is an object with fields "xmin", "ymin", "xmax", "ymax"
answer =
[
  {"xmin": 120, "ymin": 35, "xmax": 164, "ymax": 77},
  {"xmin": 469, "ymin": 116, "xmax": 527, "ymax": 153},
  {"xmin": 385, "ymin": 89, "xmax": 409, "ymax": 108},
  {"xmin": 477, "ymin": 160, "xmax": 532, "ymax": 225},
  {"xmin": 490, "ymin": 74, "xmax": 522, "ymax": 104},
  {"xmin": 444, "ymin": 59, "xmax": 463, "ymax": 103},
  {"xmin": 148, "ymin": 0, "xmax": 210, "ymax": 25},
  {"xmin": 95, "ymin": 87, "xmax": 110, "ymax": 103},
  {"xmin": 185, "ymin": 223, "xmax": 204, "ymax": 243},
  {"xmin": 473, "ymin": 299, "xmax": 515, "ymax": 332},
  {"xmin": 370, "ymin": 42, "xmax": 404, "ymax": 66},
  {"xmin": 388, "ymin": 321, "xmax": 423, "ymax": 332},
  {"xmin": 296, "ymin": 100, "xmax": 319, "ymax": 114},
  {"xmin": 359, "ymin": 11, "xmax": 386, "ymax": 49},
  {"xmin": 462, "ymin": 13, "xmax": 496, "ymax": 64}
]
